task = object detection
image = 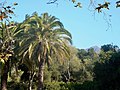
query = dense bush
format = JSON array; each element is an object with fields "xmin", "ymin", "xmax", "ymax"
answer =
[
  {"xmin": 7, "ymin": 82, "xmax": 27, "ymax": 90},
  {"xmin": 43, "ymin": 82, "xmax": 61, "ymax": 90},
  {"xmin": 43, "ymin": 81, "xmax": 98, "ymax": 90},
  {"xmin": 94, "ymin": 52, "xmax": 120, "ymax": 90}
]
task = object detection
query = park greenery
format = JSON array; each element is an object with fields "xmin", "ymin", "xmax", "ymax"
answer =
[{"xmin": 0, "ymin": 0, "xmax": 120, "ymax": 90}]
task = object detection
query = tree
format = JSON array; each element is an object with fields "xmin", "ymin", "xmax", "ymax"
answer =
[
  {"xmin": 19, "ymin": 12, "xmax": 72, "ymax": 90},
  {"xmin": 17, "ymin": 63, "xmax": 36, "ymax": 90},
  {"xmin": 0, "ymin": 22, "xmax": 23, "ymax": 90},
  {"xmin": 99, "ymin": 44, "xmax": 119, "ymax": 62},
  {"xmin": 101, "ymin": 44, "xmax": 119, "ymax": 53},
  {"xmin": 94, "ymin": 50, "xmax": 120, "ymax": 90},
  {"xmin": 0, "ymin": 1, "xmax": 19, "ymax": 89},
  {"xmin": 0, "ymin": 22, "xmax": 14, "ymax": 90}
]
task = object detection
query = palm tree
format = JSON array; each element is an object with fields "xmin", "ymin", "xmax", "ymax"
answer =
[
  {"xmin": 19, "ymin": 12, "xmax": 72, "ymax": 90},
  {"xmin": 0, "ymin": 22, "xmax": 23, "ymax": 90}
]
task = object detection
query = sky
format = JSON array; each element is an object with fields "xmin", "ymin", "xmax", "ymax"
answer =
[{"xmin": 5, "ymin": 0, "xmax": 120, "ymax": 49}]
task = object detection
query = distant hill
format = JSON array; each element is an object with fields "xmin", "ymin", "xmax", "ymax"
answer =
[{"xmin": 86, "ymin": 46, "xmax": 101, "ymax": 54}]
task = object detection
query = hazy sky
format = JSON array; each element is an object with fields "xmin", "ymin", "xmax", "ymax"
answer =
[{"xmin": 6, "ymin": 0, "xmax": 120, "ymax": 49}]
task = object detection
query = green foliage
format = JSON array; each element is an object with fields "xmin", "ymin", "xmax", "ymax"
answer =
[
  {"xmin": 63, "ymin": 82, "xmax": 82, "ymax": 90},
  {"xmin": 18, "ymin": 12, "xmax": 72, "ymax": 65},
  {"xmin": 8, "ymin": 82, "xmax": 27, "ymax": 90},
  {"xmin": 8, "ymin": 70, "xmax": 23, "ymax": 83},
  {"xmin": 0, "ymin": 22, "xmax": 22, "ymax": 63},
  {"xmin": 101, "ymin": 44, "xmax": 119, "ymax": 52},
  {"xmin": 43, "ymin": 81, "xmax": 98, "ymax": 90},
  {"xmin": 44, "ymin": 82, "xmax": 61, "ymax": 90},
  {"xmin": 16, "ymin": 12, "xmax": 72, "ymax": 90},
  {"xmin": 94, "ymin": 51, "xmax": 120, "ymax": 90},
  {"xmin": 44, "ymin": 65, "xmax": 52, "ymax": 82},
  {"xmin": 99, "ymin": 44, "xmax": 119, "ymax": 62},
  {"xmin": 0, "ymin": 3, "xmax": 120, "ymax": 88}
]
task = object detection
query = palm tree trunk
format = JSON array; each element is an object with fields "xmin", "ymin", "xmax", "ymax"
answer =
[
  {"xmin": 1, "ymin": 60, "xmax": 9, "ymax": 90},
  {"xmin": 37, "ymin": 59, "xmax": 44, "ymax": 90}
]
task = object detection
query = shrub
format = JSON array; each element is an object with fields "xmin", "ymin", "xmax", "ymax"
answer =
[
  {"xmin": 8, "ymin": 82, "xmax": 27, "ymax": 90},
  {"xmin": 44, "ymin": 81, "xmax": 98, "ymax": 90},
  {"xmin": 44, "ymin": 82, "xmax": 61, "ymax": 90}
]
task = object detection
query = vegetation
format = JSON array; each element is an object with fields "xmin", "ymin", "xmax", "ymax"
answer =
[
  {"xmin": 0, "ymin": 0, "xmax": 120, "ymax": 90},
  {"xmin": 1, "ymin": 28, "xmax": 120, "ymax": 90}
]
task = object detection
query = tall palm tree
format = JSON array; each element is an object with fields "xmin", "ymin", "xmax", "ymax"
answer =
[
  {"xmin": 0, "ymin": 22, "xmax": 23, "ymax": 90},
  {"xmin": 19, "ymin": 12, "xmax": 72, "ymax": 90}
]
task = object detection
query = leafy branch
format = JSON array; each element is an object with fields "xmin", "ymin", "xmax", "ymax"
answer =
[{"xmin": 0, "ymin": 1, "xmax": 18, "ymax": 21}]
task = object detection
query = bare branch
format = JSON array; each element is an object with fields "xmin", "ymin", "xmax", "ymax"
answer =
[{"xmin": 47, "ymin": 0, "xmax": 58, "ymax": 4}]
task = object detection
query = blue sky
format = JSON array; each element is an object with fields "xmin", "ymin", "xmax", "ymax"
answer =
[{"xmin": 6, "ymin": 0, "xmax": 120, "ymax": 49}]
